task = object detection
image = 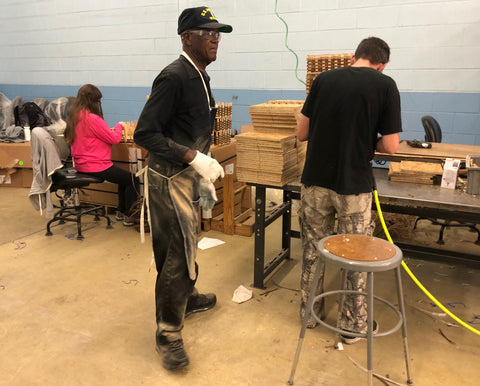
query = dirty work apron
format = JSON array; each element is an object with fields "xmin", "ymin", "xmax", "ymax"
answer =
[
  {"xmin": 138, "ymin": 51, "xmax": 217, "ymax": 281},
  {"xmin": 147, "ymin": 164, "xmax": 200, "ymax": 281}
]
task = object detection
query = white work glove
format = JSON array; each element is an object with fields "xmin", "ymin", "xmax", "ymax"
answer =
[
  {"xmin": 199, "ymin": 179, "xmax": 218, "ymax": 217},
  {"xmin": 189, "ymin": 151, "xmax": 225, "ymax": 183}
]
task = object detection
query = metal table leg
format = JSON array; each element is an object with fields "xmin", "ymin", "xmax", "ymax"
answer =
[{"xmin": 253, "ymin": 186, "xmax": 267, "ymax": 289}]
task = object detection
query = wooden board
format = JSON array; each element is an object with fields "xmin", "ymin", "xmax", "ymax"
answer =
[
  {"xmin": 236, "ymin": 131, "xmax": 305, "ymax": 186},
  {"xmin": 209, "ymin": 173, "xmax": 253, "ymax": 236},
  {"xmin": 377, "ymin": 141, "xmax": 480, "ymax": 162},
  {"xmin": 388, "ymin": 161, "xmax": 443, "ymax": 184},
  {"xmin": 248, "ymin": 101, "xmax": 302, "ymax": 133},
  {"xmin": 211, "ymin": 208, "xmax": 254, "ymax": 237},
  {"xmin": 236, "ymin": 131, "xmax": 297, "ymax": 146}
]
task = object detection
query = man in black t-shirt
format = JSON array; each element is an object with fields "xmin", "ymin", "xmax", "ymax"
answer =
[{"xmin": 296, "ymin": 37, "xmax": 401, "ymax": 343}]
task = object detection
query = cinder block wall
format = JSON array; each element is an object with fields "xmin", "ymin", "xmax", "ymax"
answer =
[{"xmin": 0, "ymin": 0, "xmax": 479, "ymax": 144}]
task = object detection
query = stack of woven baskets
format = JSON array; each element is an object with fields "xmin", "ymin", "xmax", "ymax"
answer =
[
  {"xmin": 212, "ymin": 102, "xmax": 232, "ymax": 146},
  {"xmin": 306, "ymin": 53, "xmax": 352, "ymax": 94}
]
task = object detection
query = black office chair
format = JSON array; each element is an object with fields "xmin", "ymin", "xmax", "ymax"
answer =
[
  {"xmin": 421, "ymin": 115, "xmax": 442, "ymax": 143},
  {"xmin": 413, "ymin": 116, "xmax": 480, "ymax": 244},
  {"xmin": 26, "ymin": 102, "xmax": 112, "ymax": 240},
  {"xmin": 46, "ymin": 167, "xmax": 112, "ymax": 240}
]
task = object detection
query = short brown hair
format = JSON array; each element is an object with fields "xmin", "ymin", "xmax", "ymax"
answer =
[{"xmin": 354, "ymin": 37, "xmax": 390, "ymax": 65}]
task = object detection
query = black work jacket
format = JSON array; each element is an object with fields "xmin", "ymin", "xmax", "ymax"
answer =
[{"xmin": 134, "ymin": 55, "xmax": 214, "ymax": 176}]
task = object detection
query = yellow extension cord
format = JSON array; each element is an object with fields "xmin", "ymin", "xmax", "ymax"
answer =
[{"xmin": 373, "ymin": 190, "xmax": 480, "ymax": 336}]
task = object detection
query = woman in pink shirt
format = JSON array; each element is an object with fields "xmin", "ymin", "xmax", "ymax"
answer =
[{"xmin": 65, "ymin": 84, "xmax": 139, "ymax": 226}]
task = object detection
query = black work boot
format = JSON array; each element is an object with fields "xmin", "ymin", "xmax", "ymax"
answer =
[
  {"xmin": 155, "ymin": 332, "xmax": 189, "ymax": 370},
  {"xmin": 185, "ymin": 293, "xmax": 217, "ymax": 317}
]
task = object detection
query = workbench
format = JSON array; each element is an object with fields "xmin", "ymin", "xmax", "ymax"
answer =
[
  {"xmin": 249, "ymin": 167, "xmax": 480, "ymax": 289},
  {"xmin": 375, "ymin": 141, "xmax": 480, "ymax": 164}
]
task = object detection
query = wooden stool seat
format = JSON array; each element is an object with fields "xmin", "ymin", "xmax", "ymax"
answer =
[
  {"xmin": 288, "ymin": 234, "xmax": 413, "ymax": 386},
  {"xmin": 324, "ymin": 234, "xmax": 396, "ymax": 261},
  {"xmin": 319, "ymin": 234, "xmax": 404, "ymax": 273}
]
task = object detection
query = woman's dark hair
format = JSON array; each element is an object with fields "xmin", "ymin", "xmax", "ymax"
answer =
[
  {"xmin": 65, "ymin": 84, "xmax": 103, "ymax": 144},
  {"xmin": 354, "ymin": 36, "xmax": 390, "ymax": 65}
]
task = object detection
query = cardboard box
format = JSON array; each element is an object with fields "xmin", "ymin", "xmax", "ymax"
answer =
[
  {"xmin": 210, "ymin": 141, "xmax": 236, "ymax": 163},
  {"xmin": 210, "ymin": 142, "xmax": 238, "ymax": 190},
  {"xmin": 0, "ymin": 168, "xmax": 33, "ymax": 188},
  {"xmin": 112, "ymin": 143, "xmax": 148, "ymax": 162},
  {"xmin": 21, "ymin": 168, "xmax": 33, "ymax": 187},
  {"xmin": 0, "ymin": 168, "xmax": 17, "ymax": 185},
  {"xmin": 0, "ymin": 142, "xmax": 32, "ymax": 168}
]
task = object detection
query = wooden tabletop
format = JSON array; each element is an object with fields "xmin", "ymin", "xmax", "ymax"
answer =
[{"xmin": 375, "ymin": 141, "xmax": 480, "ymax": 163}]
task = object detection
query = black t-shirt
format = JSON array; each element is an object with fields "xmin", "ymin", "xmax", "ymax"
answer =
[{"xmin": 301, "ymin": 66, "xmax": 402, "ymax": 194}]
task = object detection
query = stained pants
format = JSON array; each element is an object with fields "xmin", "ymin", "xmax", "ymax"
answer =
[
  {"xmin": 299, "ymin": 185, "xmax": 375, "ymax": 333},
  {"xmin": 147, "ymin": 164, "xmax": 199, "ymax": 341}
]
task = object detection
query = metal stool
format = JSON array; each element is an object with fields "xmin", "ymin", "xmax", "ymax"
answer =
[{"xmin": 288, "ymin": 234, "xmax": 413, "ymax": 385}]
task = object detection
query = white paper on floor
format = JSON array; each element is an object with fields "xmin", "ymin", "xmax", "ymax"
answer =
[
  {"xmin": 198, "ymin": 237, "xmax": 225, "ymax": 250},
  {"xmin": 232, "ymin": 285, "xmax": 253, "ymax": 304}
]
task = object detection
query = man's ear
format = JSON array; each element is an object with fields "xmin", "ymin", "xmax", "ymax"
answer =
[
  {"xmin": 181, "ymin": 32, "xmax": 191, "ymax": 46},
  {"xmin": 350, "ymin": 54, "xmax": 356, "ymax": 65},
  {"xmin": 377, "ymin": 63, "xmax": 387, "ymax": 72}
]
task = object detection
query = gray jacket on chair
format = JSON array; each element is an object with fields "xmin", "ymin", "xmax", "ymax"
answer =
[{"xmin": 29, "ymin": 127, "xmax": 63, "ymax": 219}]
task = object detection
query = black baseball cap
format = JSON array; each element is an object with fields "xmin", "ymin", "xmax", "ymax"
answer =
[{"xmin": 177, "ymin": 6, "xmax": 233, "ymax": 35}]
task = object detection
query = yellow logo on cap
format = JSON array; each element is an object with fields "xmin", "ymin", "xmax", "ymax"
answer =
[{"xmin": 201, "ymin": 7, "xmax": 218, "ymax": 21}]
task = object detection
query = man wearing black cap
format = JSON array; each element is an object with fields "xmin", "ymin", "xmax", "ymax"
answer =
[{"xmin": 134, "ymin": 6, "xmax": 232, "ymax": 371}]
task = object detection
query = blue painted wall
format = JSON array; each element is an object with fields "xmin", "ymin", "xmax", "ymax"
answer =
[{"xmin": 1, "ymin": 84, "xmax": 479, "ymax": 145}]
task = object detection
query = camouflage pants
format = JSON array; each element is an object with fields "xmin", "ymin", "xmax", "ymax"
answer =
[{"xmin": 298, "ymin": 185, "xmax": 375, "ymax": 333}]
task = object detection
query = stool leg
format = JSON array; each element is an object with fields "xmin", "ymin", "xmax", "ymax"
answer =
[
  {"xmin": 288, "ymin": 255, "xmax": 325, "ymax": 385},
  {"xmin": 334, "ymin": 268, "xmax": 348, "ymax": 348},
  {"xmin": 367, "ymin": 272, "xmax": 374, "ymax": 386},
  {"xmin": 395, "ymin": 266, "xmax": 413, "ymax": 384}
]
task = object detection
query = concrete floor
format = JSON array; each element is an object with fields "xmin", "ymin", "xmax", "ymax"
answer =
[{"xmin": 1, "ymin": 187, "xmax": 479, "ymax": 386}]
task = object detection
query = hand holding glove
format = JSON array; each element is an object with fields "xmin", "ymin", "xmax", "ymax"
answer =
[
  {"xmin": 189, "ymin": 151, "xmax": 225, "ymax": 183},
  {"xmin": 199, "ymin": 179, "xmax": 218, "ymax": 216}
]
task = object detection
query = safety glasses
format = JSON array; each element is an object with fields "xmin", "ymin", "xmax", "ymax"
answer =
[{"xmin": 189, "ymin": 29, "xmax": 221, "ymax": 41}]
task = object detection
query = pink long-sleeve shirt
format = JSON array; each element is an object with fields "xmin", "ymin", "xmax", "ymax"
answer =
[{"xmin": 71, "ymin": 110, "xmax": 123, "ymax": 173}]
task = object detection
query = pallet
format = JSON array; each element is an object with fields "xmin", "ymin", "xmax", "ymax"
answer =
[{"xmin": 209, "ymin": 174, "xmax": 254, "ymax": 236}]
